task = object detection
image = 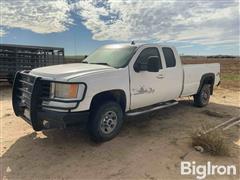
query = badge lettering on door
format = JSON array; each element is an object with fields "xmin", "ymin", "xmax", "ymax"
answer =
[{"xmin": 132, "ymin": 86, "xmax": 155, "ymax": 95}]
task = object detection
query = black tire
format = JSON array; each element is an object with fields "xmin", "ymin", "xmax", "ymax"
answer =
[
  {"xmin": 194, "ymin": 84, "xmax": 211, "ymax": 107},
  {"xmin": 87, "ymin": 101, "xmax": 124, "ymax": 142}
]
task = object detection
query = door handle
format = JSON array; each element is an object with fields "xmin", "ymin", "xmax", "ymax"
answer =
[{"xmin": 156, "ymin": 74, "xmax": 164, "ymax": 79}]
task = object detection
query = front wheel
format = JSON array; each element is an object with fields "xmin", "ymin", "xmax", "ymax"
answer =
[
  {"xmin": 194, "ymin": 84, "xmax": 211, "ymax": 107},
  {"xmin": 87, "ymin": 101, "xmax": 124, "ymax": 142}
]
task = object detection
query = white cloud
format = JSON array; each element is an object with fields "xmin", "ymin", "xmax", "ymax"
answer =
[
  {"xmin": 0, "ymin": 0, "xmax": 239, "ymax": 49},
  {"xmin": 0, "ymin": 0, "xmax": 73, "ymax": 35},
  {"xmin": 74, "ymin": 0, "xmax": 239, "ymax": 46},
  {"xmin": 177, "ymin": 44, "xmax": 194, "ymax": 49}
]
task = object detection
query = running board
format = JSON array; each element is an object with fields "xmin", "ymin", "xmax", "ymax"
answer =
[{"xmin": 126, "ymin": 100, "xmax": 178, "ymax": 116}]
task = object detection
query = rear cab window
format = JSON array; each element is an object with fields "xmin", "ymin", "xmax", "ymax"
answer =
[{"xmin": 162, "ymin": 47, "xmax": 176, "ymax": 68}]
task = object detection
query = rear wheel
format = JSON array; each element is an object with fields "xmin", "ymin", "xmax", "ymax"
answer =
[
  {"xmin": 194, "ymin": 84, "xmax": 211, "ymax": 107},
  {"xmin": 87, "ymin": 101, "xmax": 124, "ymax": 142}
]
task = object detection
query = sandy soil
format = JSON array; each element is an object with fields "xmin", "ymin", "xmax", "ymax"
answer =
[{"xmin": 0, "ymin": 85, "xmax": 239, "ymax": 180}]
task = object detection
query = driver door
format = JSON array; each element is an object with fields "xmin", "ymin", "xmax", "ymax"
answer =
[{"xmin": 129, "ymin": 46, "xmax": 166, "ymax": 110}]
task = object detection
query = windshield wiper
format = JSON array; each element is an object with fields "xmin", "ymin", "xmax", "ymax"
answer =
[{"xmin": 81, "ymin": 61, "xmax": 88, "ymax": 64}]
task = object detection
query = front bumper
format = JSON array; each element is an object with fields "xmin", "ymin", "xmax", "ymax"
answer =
[
  {"xmin": 37, "ymin": 110, "xmax": 89, "ymax": 129},
  {"xmin": 12, "ymin": 71, "xmax": 88, "ymax": 131}
]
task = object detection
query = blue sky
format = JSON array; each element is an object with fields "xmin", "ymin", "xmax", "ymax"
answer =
[
  {"xmin": 0, "ymin": 0, "xmax": 239, "ymax": 56},
  {"xmin": 1, "ymin": 14, "xmax": 110, "ymax": 55}
]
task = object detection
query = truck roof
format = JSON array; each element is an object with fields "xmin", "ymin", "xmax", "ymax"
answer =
[{"xmin": 103, "ymin": 43, "xmax": 174, "ymax": 49}]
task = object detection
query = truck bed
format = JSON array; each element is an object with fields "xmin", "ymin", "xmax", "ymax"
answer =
[{"xmin": 181, "ymin": 63, "xmax": 220, "ymax": 96}]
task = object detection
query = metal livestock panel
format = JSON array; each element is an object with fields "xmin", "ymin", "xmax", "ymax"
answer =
[{"xmin": 0, "ymin": 44, "xmax": 64, "ymax": 83}]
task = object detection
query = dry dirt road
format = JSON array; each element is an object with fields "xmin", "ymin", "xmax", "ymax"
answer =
[{"xmin": 1, "ymin": 85, "xmax": 239, "ymax": 180}]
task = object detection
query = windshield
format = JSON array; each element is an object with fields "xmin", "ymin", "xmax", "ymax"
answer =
[{"xmin": 83, "ymin": 46, "xmax": 137, "ymax": 68}]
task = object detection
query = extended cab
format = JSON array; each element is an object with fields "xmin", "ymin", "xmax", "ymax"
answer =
[{"xmin": 12, "ymin": 43, "xmax": 220, "ymax": 141}]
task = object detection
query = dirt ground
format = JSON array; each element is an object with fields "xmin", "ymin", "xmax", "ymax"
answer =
[{"xmin": 0, "ymin": 84, "xmax": 240, "ymax": 180}]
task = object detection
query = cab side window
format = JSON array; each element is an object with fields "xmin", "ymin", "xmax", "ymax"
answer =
[
  {"xmin": 162, "ymin": 47, "xmax": 176, "ymax": 68},
  {"xmin": 135, "ymin": 47, "xmax": 162, "ymax": 70}
]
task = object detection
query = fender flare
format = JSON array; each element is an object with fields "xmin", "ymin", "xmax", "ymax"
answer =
[
  {"xmin": 197, "ymin": 73, "xmax": 215, "ymax": 95},
  {"xmin": 90, "ymin": 89, "xmax": 127, "ymax": 111}
]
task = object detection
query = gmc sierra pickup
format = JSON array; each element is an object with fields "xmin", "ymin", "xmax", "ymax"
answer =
[{"xmin": 12, "ymin": 43, "xmax": 220, "ymax": 142}]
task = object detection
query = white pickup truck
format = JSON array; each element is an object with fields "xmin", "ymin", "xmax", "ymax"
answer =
[{"xmin": 12, "ymin": 43, "xmax": 220, "ymax": 142}]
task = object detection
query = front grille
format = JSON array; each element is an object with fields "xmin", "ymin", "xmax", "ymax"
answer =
[
  {"xmin": 40, "ymin": 81, "xmax": 50, "ymax": 98},
  {"xmin": 12, "ymin": 71, "xmax": 50, "ymax": 128},
  {"xmin": 12, "ymin": 71, "xmax": 84, "ymax": 130},
  {"xmin": 16, "ymin": 73, "xmax": 50, "ymax": 109},
  {"xmin": 17, "ymin": 73, "xmax": 35, "ymax": 110}
]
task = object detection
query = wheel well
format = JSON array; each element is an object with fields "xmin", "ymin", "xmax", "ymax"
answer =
[
  {"xmin": 198, "ymin": 73, "xmax": 215, "ymax": 95},
  {"xmin": 90, "ymin": 90, "xmax": 127, "ymax": 111}
]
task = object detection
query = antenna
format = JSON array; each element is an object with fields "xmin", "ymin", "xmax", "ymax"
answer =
[{"xmin": 131, "ymin": 41, "xmax": 135, "ymax": 45}]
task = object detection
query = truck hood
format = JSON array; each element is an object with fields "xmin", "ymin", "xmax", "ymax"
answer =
[{"xmin": 30, "ymin": 63, "xmax": 115, "ymax": 80}]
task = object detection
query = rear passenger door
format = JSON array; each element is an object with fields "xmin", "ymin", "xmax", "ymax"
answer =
[{"xmin": 159, "ymin": 47, "xmax": 183, "ymax": 101}]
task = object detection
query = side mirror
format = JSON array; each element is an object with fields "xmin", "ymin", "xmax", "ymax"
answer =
[{"xmin": 147, "ymin": 56, "xmax": 160, "ymax": 72}]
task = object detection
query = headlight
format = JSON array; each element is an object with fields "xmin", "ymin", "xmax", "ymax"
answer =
[{"xmin": 50, "ymin": 83, "xmax": 85, "ymax": 99}]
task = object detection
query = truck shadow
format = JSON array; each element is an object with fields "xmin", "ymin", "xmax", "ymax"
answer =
[
  {"xmin": 0, "ymin": 83, "xmax": 12, "ymax": 90},
  {"xmin": 2, "ymin": 100, "xmax": 239, "ymax": 179}
]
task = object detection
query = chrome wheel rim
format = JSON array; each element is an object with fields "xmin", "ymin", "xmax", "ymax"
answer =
[{"xmin": 100, "ymin": 111, "xmax": 118, "ymax": 134}]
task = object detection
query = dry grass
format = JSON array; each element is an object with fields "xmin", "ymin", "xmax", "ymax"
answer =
[{"xmin": 191, "ymin": 122, "xmax": 231, "ymax": 156}]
